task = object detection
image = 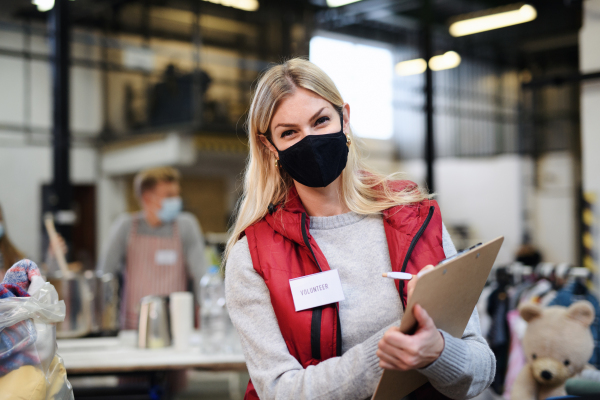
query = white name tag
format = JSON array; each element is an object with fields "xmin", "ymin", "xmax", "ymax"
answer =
[
  {"xmin": 289, "ymin": 269, "xmax": 345, "ymax": 312},
  {"xmin": 155, "ymin": 250, "xmax": 178, "ymax": 266}
]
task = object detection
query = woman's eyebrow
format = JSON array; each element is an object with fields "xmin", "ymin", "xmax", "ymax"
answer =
[
  {"xmin": 309, "ymin": 107, "xmax": 326, "ymax": 122},
  {"xmin": 273, "ymin": 107, "xmax": 326, "ymax": 130}
]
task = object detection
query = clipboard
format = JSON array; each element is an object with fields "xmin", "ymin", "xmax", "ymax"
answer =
[{"xmin": 372, "ymin": 236, "xmax": 504, "ymax": 400}]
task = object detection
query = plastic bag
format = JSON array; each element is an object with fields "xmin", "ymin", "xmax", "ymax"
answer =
[{"xmin": 0, "ymin": 281, "xmax": 74, "ymax": 400}]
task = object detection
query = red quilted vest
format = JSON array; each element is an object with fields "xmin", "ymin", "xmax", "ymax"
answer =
[{"xmin": 243, "ymin": 182, "xmax": 447, "ymax": 399}]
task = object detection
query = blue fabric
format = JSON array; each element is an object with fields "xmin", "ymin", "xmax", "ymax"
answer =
[
  {"xmin": 0, "ymin": 259, "xmax": 40, "ymax": 376},
  {"xmin": 0, "ymin": 259, "xmax": 41, "ymax": 291},
  {"xmin": 549, "ymin": 281, "xmax": 600, "ymax": 368}
]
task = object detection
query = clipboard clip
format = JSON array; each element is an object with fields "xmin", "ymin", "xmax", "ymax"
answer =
[{"xmin": 438, "ymin": 242, "xmax": 483, "ymax": 266}]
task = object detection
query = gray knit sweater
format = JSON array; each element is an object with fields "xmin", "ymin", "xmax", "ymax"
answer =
[{"xmin": 225, "ymin": 212, "xmax": 495, "ymax": 400}]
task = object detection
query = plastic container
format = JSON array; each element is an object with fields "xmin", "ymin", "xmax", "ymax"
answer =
[{"xmin": 199, "ymin": 266, "xmax": 229, "ymax": 353}]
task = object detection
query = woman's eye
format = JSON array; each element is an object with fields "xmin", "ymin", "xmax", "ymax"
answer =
[
  {"xmin": 281, "ymin": 130, "xmax": 294, "ymax": 138},
  {"xmin": 315, "ymin": 116, "xmax": 330, "ymax": 126}
]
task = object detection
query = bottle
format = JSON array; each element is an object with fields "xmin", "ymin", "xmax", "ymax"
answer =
[{"xmin": 199, "ymin": 265, "xmax": 228, "ymax": 353}]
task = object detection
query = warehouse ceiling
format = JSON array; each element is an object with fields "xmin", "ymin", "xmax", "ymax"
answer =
[{"xmin": 0, "ymin": 0, "xmax": 582, "ymax": 70}]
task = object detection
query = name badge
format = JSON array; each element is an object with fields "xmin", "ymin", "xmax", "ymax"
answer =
[
  {"xmin": 289, "ymin": 269, "xmax": 345, "ymax": 312},
  {"xmin": 155, "ymin": 250, "xmax": 178, "ymax": 266}
]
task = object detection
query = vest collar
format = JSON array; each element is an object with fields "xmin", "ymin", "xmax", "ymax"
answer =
[
  {"xmin": 265, "ymin": 184, "xmax": 427, "ymax": 246},
  {"xmin": 263, "ymin": 187, "xmax": 307, "ymax": 248}
]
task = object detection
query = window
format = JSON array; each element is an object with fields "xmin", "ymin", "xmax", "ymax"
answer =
[{"xmin": 309, "ymin": 35, "xmax": 394, "ymax": 140}]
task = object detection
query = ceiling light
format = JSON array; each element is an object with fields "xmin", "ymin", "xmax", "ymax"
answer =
[
  {"xmin": 449, "ymin": 4, "xmax": 537, "ymax": 37},
  {"xmin": 395, "ymin": 58, "xmax": 427, "ymax": 76},
  {"xmin": 203, "ymin": 0, "xmax": 259, "ymax": 12},
  {"xmin": 32, "ymin": 0, "xmax": 54, "ymax": 12},
  {"xmin": 395, "ymin": 51, "xmax": 462, "ymax": 76},
  {"xmin": 327, "ymin": 0, "xmax": 362, "ymax": 7},
  {"xmin": 428, "ymin": 51, "xmax": 461, "ymax": 71}
]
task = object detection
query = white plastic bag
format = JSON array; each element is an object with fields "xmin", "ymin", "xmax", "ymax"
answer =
[{"xmin": 0, "ymin": 282, "xmax": 74, "ymax": 400}]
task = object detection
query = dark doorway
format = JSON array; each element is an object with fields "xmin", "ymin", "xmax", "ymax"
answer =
[{"xmin": 41, "ymin": 184, "xmax": 97, "ymax": 270}]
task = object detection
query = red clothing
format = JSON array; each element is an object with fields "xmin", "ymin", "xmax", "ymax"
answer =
[{"xmin": 242, "ymin": 183, "xmax": 446, "ymax": 399}]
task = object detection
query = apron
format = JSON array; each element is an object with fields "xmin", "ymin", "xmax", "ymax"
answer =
[{"xmin": 121, "ymin": 218, "xmax": 187, "ymax": 330}]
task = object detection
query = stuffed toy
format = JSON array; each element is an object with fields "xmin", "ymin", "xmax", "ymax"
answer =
[{"xmin": 511, "ymin": 300, "xmax": 595, "ymax": 400}]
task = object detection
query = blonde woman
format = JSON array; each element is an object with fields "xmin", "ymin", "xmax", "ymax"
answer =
[{"xmin": 224, "ymin": 58, "xmax": 495, "ymax": 400}]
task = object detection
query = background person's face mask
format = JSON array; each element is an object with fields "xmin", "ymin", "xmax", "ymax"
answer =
[
  {"xmin": 273, "ymin": 114, "xmax": 349, "ymax": 188},
  {"xmin": 0, "ymin": 222, "xmax": 4, "ymax": 239},
  {"xmin": 157, "ymin": 197, "xmax": 182, "ymax": 223}
]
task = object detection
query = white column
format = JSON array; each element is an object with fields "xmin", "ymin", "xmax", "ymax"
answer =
[{"xmin": 580, "ymin": 0, "xmax": 600, "ymax": 284}]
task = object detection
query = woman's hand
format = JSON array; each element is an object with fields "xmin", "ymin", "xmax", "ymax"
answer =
[
  {"xmin": 376, "ymin": 304, "xmax": 445, "ymax": 370},
  {"xmin": 376, "ymin": 265, "xmax": 443, "ymax": 370}
]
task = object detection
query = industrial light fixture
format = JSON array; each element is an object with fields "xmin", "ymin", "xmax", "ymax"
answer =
[
  {"xmin": 395, "ymin": 51, "xmax": 461, "ymax": 76},
  {"xmin": 395, "ymin": 58, "xmax": 427, "ymax": 76},
  {"xmin": 429, "ymin": 51, "xmax": 461, "ymax": 71},
  {"xmin": 32, "ymin": 0, "xmax": 54, "ymax": 12},
  {"xmin": 203, "ymin": 0, "xmax": 259, "ymax": 12},
  {"xmin": 327, "ymin": 0, "xmax": 362, "ymax": 7},
  {"xmin": 32, "ymin": 0, "xmax": 76, "ymax": 12},
  {"xmin": 449, "ymin": 3, "xmax": 537, "ymax": 37}
]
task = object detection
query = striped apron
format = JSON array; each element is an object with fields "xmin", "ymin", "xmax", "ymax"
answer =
[{"xmin": 121, "ymin": 218, "xmax": 187, "ymax": 330}]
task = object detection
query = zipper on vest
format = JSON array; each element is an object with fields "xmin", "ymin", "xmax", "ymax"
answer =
[
  {"xmin": 301, "ymin": 212, "xmax": 322, "ymax": 272},
  {"xmin": 399, "ymin": 206, "xmax": 435, "ymax": 310},
  {"xmin": 301, "ymin": 212, "xmax": 327, "ymax": 360}
]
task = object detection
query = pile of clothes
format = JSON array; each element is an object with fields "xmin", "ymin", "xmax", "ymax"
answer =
[
  {"xmin": 0, "ymin": 259, "xmax": 73, "ymax": 400},
  {"xmin": 478, "ymin": 263, "xmax": 600, "ymax": 398}
]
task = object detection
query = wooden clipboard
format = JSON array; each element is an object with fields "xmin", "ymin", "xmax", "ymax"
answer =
[{"xmin": 372, "ymin": 236, "xmax": 504, "ymax": 400}]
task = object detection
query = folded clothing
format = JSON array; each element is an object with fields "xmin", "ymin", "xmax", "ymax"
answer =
[
  {"xmin": 0, "ymin": 259, "xmax": 42, "ymax": 376},
  {"xmin": 1, "ymin": 259, "xmax": 41, "ymax": 297},
  {"xmin": 0, "ymin": 364, "xmax": 46, "ymax": 400}
]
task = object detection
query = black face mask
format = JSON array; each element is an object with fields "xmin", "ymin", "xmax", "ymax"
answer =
[{"xmin": 272, "ymin": 115, "xmax": 349, "ymax": 188}]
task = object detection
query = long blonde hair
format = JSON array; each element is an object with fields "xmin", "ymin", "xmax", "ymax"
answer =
[{"xmin": 224, "ymin": 58, "xmax": 429, "ymax": 261}]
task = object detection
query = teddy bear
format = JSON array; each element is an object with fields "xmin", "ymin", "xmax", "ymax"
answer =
[{"xmin": 511, "ymin": 300, "xmax": 595, "ymax": 400}]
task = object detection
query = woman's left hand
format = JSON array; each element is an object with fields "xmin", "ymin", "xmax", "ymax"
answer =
[{"xmin": 376, "ymin": 304, "xmax": 445, "ymax": 370}]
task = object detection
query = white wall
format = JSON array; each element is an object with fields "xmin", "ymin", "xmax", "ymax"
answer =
[
  {"xmin": 580, "ymin": 0, "xmax": 600, "ymax": 286},
  {"xmin": 580, "ymin": 0, "xmax": 600, "ymax": 208},
  {"xmin": 0, "ymin": 26, "xmax": 104, "ymax": 263},
  {"xmin": 534, "ymin": 152, "xmax": 577, "ymax": 264},
  {"xmin": 0, "ymin": 27, "xmax": 104, "ymax": 137},
  {"xmin": 365, "ymin": 152, "xmax": 576, "ymax": 267},
  {"xmin": 398, "ymin": 155, "xmax": 526, "ymax": 265},
  {"xmin": 0, "ymin": 145, "xmax": 98, "ymax": 261}
]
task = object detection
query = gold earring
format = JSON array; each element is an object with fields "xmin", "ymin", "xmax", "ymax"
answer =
[
  {"xmin": 345, "ymin": 133, "xmax": 351, "ymax": 146},
  {"xmin": 275, "ymin": 159, "xmax": 280, "ymax": 168}
]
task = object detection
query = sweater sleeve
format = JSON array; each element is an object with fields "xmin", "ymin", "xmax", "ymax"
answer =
[
  {"xmin": 416, "ymin": 225, "xmax": 496, "ymax": 399},
  {"xmin": 96, "ymin": 214, "xmax": 131, "ymax": 276},
  {"xmin": 225, "ymin": 237, "xmax": 390, "ymax": 400}
]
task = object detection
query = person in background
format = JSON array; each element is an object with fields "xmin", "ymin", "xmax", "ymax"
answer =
[
  {"xmin": 0, "ymin": 202, "xmax": 25, "ymax": 281},
  {"xmin": 97, "ymin": 166, "xmax": 206, "ymax": 329}
]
